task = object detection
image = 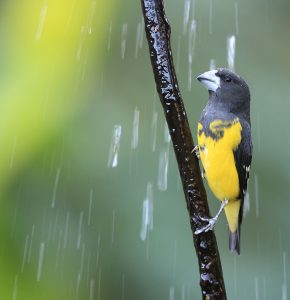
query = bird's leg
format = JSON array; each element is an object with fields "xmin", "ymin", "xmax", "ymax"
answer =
[
  {"xmin": 192, "ymin": 145, "xmax": 200, "ymax": 159},
  {"xmin": 195, "ymin": 199, "xmax": 229, "ymax": 235},
  {"xmin": 192, "ymin": 145, "xmax": 206, "ymax": 178}
]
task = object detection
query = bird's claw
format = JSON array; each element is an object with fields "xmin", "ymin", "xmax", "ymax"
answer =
[
  {"xmin": 194, "ymin": 217, "xmax": 217, "ymax": 235},
  {"xmin": 194, "ymin": 199, "xmax": 228, "ymax": 234},
  {"xmin": 192, "ymin": 145, "xmax": 200, "ymax": 159}
]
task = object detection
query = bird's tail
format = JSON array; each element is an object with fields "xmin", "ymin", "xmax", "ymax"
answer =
[
  {"xmin": 229, "ymin": 229, "xmax": 240, "ymax": 255},
  {"xmin": 224, "ymin": 200, "xmax": 241, "ymax": 255}
]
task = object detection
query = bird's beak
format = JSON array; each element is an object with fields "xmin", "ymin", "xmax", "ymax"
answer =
[{"xmin": 197, "ymin": 70, "xmax": 220, "ymax": 92}]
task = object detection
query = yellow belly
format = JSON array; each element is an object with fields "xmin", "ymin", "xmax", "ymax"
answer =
[{"xmin": 197, "ymin": 120, "xmax": 242, "ymax": 202}]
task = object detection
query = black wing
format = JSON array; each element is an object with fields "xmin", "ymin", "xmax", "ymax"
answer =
[{"xmin": 233, "ymin": 120, "xmax": 253, "ymax": 225}]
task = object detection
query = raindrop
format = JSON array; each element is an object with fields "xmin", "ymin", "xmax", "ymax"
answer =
[
  {"xmin": 243, "ymin": 190, "xmax": 250, "ymax": 216},
  {"xmin": 79, "ymin": 243, "xmax": 86, "ymax": 280},
  {"xmin": 169, "ymin": 286, "xmax": 175, "ymax": 300},
  {"xmin": 21, "ymin": 235, "xmax": 29, "ymax": 273},
  {"xmin": 10, "ymin": 136, "xmax": 17, "ymax": 169},
  {"xmin": 164, "ymin": 122, "xmax": 171, "ymax": 143},
  {"xmin": 89, "ymin": 279, "xmax": 95, "ymax": 300},
  {"xmin": 88, "ymin": 189, "xmax": 93, "ymax": 226},
  {"xmin": 96, "ymin": 234, "xmax": 101, "ymax": 268},
  {"xmin": 255, "ymin": 277, "xmax": 259, "ymax": 300},
  {"xmin": 87, "ymin": 1, "xmax": 96, "ymax": 34},
  {"xmin": 140, "ymin": 182, "xmax": 154, "ymax": 240},
  {"xmin": 121, "ymin": 23, "xmax": 128, "ymax": 60},
  {"xmin": 36, "ymin": 242, "xmax": 45, "ymax": 282},
  {"xmin": 107, "ymin": 125, "xmax": 122, "ymax": 168},
  {"xmin": 183, "ymin": 0, "xmax": 191, "ymax": 35},
  {"xmin": 209, "ymin": 59, "xmax": 216, "ymax": 70},
  {"xmin": 135, "ymin": 22, "xmax": 142, "ymax": 57},
  {"xmin": 282, "ymin": 251, "xmax": 288, "ymax": 300},
  {"xmin": 63, "ymin": 212, "xmax": 70, "ymax": 249},
  {"xmin": 131, "ymin": 107, "xmax": 140, "ymax": 149},
  {"xmin": 27, "ymin": 225, "xmax": 35, "ymax": 263},
  {"xmin": 181, "ymin": 284, "xmax": 185, "ymax": 300},
  {"xmin": 76, "ymin": 26, "xmax": 86, "ymax": 61},
  {"xmin": 176, "ymin": 36, "xmax": 182, "ymax": 72},
  {"xmin": 12, "ymin": 275, "xmax": 18, "ymax": 300},
  {"xmin": 209, "ymin": 0, "xmax": 213, "ymax": 34},
  {"xmin": 86, "ymin": 252, "xmax": 91, "ymax": 285},
  {"xmin": 151, "ymin": 111, "xmax": 158, "ymax": 152},
  {"xmin": 52, "ymin": 211, "xmax": 59, "ymax": 243},
  {"xmin": 254, "ymin": 175, "xmax": 259, "ymax": 217},
  {"xmin": 263, "ymin": 277, "xmax": 267, "ymax": 300},
  {"xmin": 235, "ymin": 2, "xmax": 239, "ymax": 35},
  {"xmin": 227, "ymin": 35, "xmax": 236, "ymax": 71},
  {"xmin": 139, "ymin": 19, "xmax": 144, "ymax": 49},
  {"xmin": 188, "ymin": 19, "xmax": 196, "ymax": 91},
  {"xmin": 77, "ymin": 211, "xmax": 84, "ymax": 249},
  {"xmin": 51, "ymin": 167, "xmax": 61, "ymax": 208},
  {"xmin": 97, "ymin": 269, "xmax": 102, "ymax": 300},
  {"xmin": 76, "ymin": 272, "xmax": 81, "ymax": 300},
  {"xmin": 111, "ymin": 210, "xmax": 116, "ymax": 243},
  {"xmin": 122, "ymin": 274, "xmax": 125, "ymax": 300},
  {"xmin": 158, "ymin": 147, "xmax": 169, "ymax": 191},
  {"xmin": 107, "ymin": 21, "xmax": 113, "ymax": 51},
  {"xmin": 35, "ymin": 4, "xmax": 47, "ymax": 40}
]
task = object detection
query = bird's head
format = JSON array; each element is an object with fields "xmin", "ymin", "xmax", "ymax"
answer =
[{"xmin": 197, "ymin": 68, "xmax": 250, "ymax": 115}]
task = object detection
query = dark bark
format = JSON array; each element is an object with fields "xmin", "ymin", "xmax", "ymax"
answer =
[{"xmin": 140, "ymin": 0, "xmax": 227, "ymax": 299}]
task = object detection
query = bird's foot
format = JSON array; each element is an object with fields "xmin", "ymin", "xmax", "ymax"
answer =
[
  {"xmin": 194, "ymin": 216, "xmax": 218, "ymax": 235},
  {"xmin": 192, "ymin": 145, "xmax": 200, "ymax": 159},
  {"xmin": 194, "ymin": 199, "xmax": 228, "ymax": 235}
]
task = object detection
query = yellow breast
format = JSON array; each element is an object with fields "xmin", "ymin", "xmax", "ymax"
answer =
[{"xmin": 197, "ymin": 119, "xmax": 242, "ymax": 201}]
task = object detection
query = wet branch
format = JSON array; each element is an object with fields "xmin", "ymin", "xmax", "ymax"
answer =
[{"xmin": 140, "ymin": 0, "xmax": 227, "ymax": 299}]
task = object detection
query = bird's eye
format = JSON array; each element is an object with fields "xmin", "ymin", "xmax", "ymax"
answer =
[{"xmin": 225, "ymin": 77, "xmax": 232, "ymax": 82}]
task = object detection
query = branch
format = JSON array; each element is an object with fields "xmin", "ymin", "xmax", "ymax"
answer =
[{"xmin": 140, "ymin": 0, "xmax": 227, "ymax": 299}]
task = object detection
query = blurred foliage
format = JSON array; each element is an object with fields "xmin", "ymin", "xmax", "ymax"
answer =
[
  {"xmin": 0, "ymin": 0, "xmax": 113, "ymax": 190},
  {"xmin": 0, "ymin": 0, "xmax": 290, "ymax": 299}
]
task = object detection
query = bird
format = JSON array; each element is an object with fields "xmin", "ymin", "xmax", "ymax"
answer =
[{"xmin": 194, "ymin": 68, "xmax": 252, "ymax": 254}]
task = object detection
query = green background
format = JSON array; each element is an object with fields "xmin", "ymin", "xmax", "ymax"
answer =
[{"xmin": 0, "ymin": 0, "xmax": 289, "ymax": 299}]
